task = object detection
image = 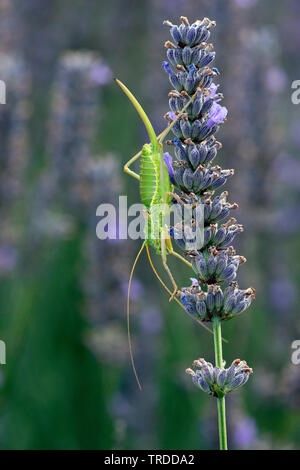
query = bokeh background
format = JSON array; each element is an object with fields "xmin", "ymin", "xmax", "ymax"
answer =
[{"xmin": 0, "ymin": 0, "xmax": 299, "ymax": 450}]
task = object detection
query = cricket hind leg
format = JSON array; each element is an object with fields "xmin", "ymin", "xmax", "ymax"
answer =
[
  {"xmin": 166, "ymin": 236, "xmax": 193, "ymax": 268},
  {"xmin": 145, "ymin": 244, "xmax": 216, "ymax": 336},
  {"xmin": 161, "ymin": 226, "xmax": 178, "ymax": 302},
  {"xmin": 127, "ymin": 242, "xmax": 146, "ymax": 391}
]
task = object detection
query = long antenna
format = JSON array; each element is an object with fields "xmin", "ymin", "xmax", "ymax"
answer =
[{"xmin": 115, "ymin": 79, "xmax": 158, "ymax": 152}]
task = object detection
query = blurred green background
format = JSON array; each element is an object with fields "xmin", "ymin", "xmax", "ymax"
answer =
[{"xmin": 0, "ymin": 0, "xmax": 299, "ymax": 450}]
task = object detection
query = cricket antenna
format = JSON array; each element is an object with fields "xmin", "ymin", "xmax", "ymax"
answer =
[
  {"xmin": 127, "ymin": 242, "xmax": 146, "ymax": 391},
  {"xmin": 115, "ymin": 78, "xmax": 158, "ymax": 152}
]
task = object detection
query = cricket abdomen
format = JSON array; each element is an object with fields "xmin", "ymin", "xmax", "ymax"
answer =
[{"xmin": 139, "ymin": 144, "xmax": 159, "ymax": 209}]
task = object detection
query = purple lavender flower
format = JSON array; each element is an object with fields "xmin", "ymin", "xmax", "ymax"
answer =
[
  {"xmin": 162, "ymin": 20, "xmax": 231, "ymax": 196},
  {"xmin": 162, "ymin": 17, "xmax": 254, "ymax": 330},
  {"xmin": 207, "ymin": 83, "xmax": 220, "ymax": 99},
  {"xmin": 207, "ymin": 102, "xmax": 228, "ymax": 128},
  {"xmin": 163, "ymin": 152, "xmax": 176, "ymax": 184}
]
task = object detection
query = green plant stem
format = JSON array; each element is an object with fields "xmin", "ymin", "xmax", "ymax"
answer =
[{"xmin": 212, "ymin": 317, "xmax": 228, "ymax": 450}]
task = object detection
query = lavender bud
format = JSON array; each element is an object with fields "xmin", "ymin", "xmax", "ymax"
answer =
[
  {"xmin": 199, "ymin": 52, "xmax": 215, "ymax": 68},
  {"xmin": 174, "ymin": 48, "xmax": 184, "ymax": 66},
  {"xmin": 191, "ymin": 47, "xmax": 202, "ymax": 65},
  {"xmin": 205, "ymin": 146, "xmax": 218, "ymax": 164},
  {"xmin": 217, "ymin": 369, "xmax": 227, "ymax": 388},
  {"xmin": 201, "ymin": 98, "xmax": 214, "ymax": 115},
  {"xmin": 172, "ymin": 120, "xmax": 183, "ymax": 139},
  {"xmin": 179, "ymin": 23, "xmax": 188, "ymax": 43},
  {"xmin": 201, "ymin": 365, "xmax": 214, "ymax": 385},
  {"xmin": 225, "ymin": 364, "xmax": 236, "ymax": 385},
  {"xmin": 194, "ymin": 253, "xmax": 207, "ymax": 279},
  {"xmin": 227, "ymin": 373, "xmax": 246, "ymax": 389},
  {"xmin": 195, "ymin": 374, "xmax": 211, "ymax": 393},
  {"xmin": 214, "ymin": 227, "xmax": 227, "ymax": 245},
  {"xmin": 188, "ymin": 146, "xmax": 201, "ymax": 169},
  {"xmin": 219, "ymin": 264, "xmax": 236, "ymax": 282},
  {"xmin": 167, "ymin": 48, "xmax": 177, "ymax": 67},
  {"xmin": 215, "ymin": 288, "xmax": 224, "ymax": 310},
  {"xmin": 223, "ymin": 295, "xmax": 236, "ymax": 314},
  {"xmin": 207, "ymin": 254, "xmax": 217, "ymax": 276},
  {"xmin": 180, "ymin": 119, "xmax": 192, "ymax": 139},
  {"xmin": 182, "ymin": 168, "xmax": 194, "ymax": 191},
  {"xmin": 192, "ymin": 97, "xmax": 204, "ymax": 118},
  {"xmin": 191, "ymin": 120, "xmax": 202, "ymax": 140},
  {"xmin": 196, "ymin": 300, "xmax": 207, "ymax": 320},
  {"xmin": 186, "ymin": 27, "xmax": 197, "ymax": 46},
  {"xmin": 182, "ymin": 46, "xmax": 193, "ymax": 66},
  {"xmin": 171, "ymin": 26, "xmax": 183, "ymax": 44},
  {"xmin": 169, "ymin": 97, "xmax": 178, "ymax": 113},
  {"xmin": 206, "ymin": 291, "xmax": 215, "ymax": 311},
  {"xmin": 173, "ymin": 162, "xmax": 185, "ymax": 187}
]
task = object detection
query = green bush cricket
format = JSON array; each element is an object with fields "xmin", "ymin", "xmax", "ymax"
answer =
[{"xmin": 115, "ymin": 78, "xmax": 215, "ymax": 388}]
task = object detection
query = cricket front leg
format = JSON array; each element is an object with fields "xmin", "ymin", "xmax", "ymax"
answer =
[
  {"xmin": 124, "ymin": 129, "xmax": 168, "ymax": 181},
  {"xmin": 166, "ymin": 192, "xmax": 196, "ymax": 209},
  {"xmin": 158, "ymin": 91, "xmax": 198, "ymax": 146},
  {"xmin": 124, "ymin": 149, "xmax": 142, "ymax": 180}
]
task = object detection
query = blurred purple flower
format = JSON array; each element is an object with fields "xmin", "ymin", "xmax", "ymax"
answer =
[
  {"xmin": 269, "ymin": 279, "xmax": 297, "ymax": 312},
  {"xmin": 272, "ymin": 206, "xmax": 300, "ymax": 234},
  {"xmin": 110, "ymin": 392, "xmax": 133, "ymax": 418},
  {"xmin": 265, "ymin": 67, "xmax": 287, "ymax": 93},
  {"xmin": 0, "ymin": 245, "xmax": 17, "ymax": 274},
  {"xmin": 273, "ymin": 154, "xmax": 300, "ymax": 189},
  {"xmin": 290, "ymin": 120, "xmax": 300, "ymax": 145},
  {"xmin": 139, "ymin": 307, "xmax": 163, "ymax": 335},
  {"xmin": 233, "ymin": 0, "xmax": 258, "ymax": 8},
  {"xmin": 90, "ymin": 63, "xmax": 113, "ymax": 85},
  {"xmin": 122, "ymin": 279, "xmax": 144, "ymax": 301},
  {"xmin": 233, "ymin": 416, "xmax": 257, "ymax": 448}
]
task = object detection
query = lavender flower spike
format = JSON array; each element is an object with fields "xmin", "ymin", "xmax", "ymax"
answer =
[
  {"xmin": 186, "ymin": 358, "xmax": 253, "ymax": 398},
  {"xmin": 162, "ymin": 17, "xmax": 255, "ymax": 450}
]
